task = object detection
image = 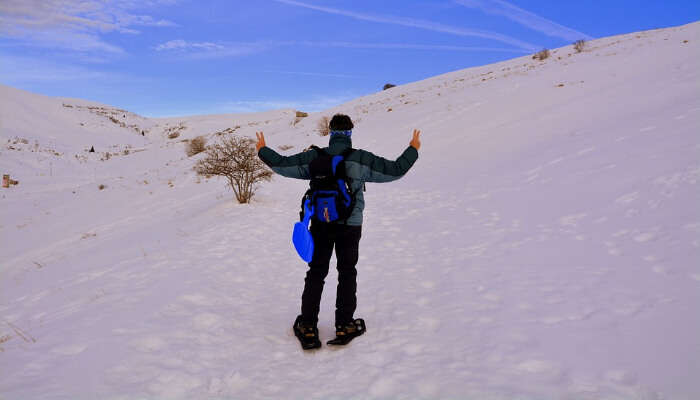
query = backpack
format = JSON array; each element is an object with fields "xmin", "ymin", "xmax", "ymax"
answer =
[{"xmin": 300, "ymin": 146, "xmax": 356, "ymax": 224}]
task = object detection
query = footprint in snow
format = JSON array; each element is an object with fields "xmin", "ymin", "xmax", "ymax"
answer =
[
  {"xmin": 577, "ymin": 147, "xmax": 596, "ymax": 156},
  {"xmin": 514, "ymin": 359, "xmax": 566, "ymax": 383},
  {"xmin": 652, "ymin": 265, "xmax": 672, "ymax": 275},
  {"xmin": 130, "ymin": 336, "xmax": 167, "ymax": 352},
  {"xmin": 615, "ymin": 192, "xmax": 639, "ymax": 204},
  {"xmin": 180, "ymin": 293, "xmax": 216, "ymax": 306},
  {"xmin": 192, "ymin": 313, "xmax": 222, "ymax": 330},
  {"xmin": 420, "ymin": 281, "xmax": 436, "ymax": 289},
  {"xmin": 402, "ymin": 343, "xmax": 424, "ymax": 356},
  {"xmin": 415, "ymin": 380, "xmax": 440, "ymax": 397},
  {"xmin": 369, "ymin": 377, "xmax": 397, "ymax": 398},
  {"xmin": 608, "ymin": 248, "xmax": 622, "ymax": 256},
  {"xmin": 414, "ymin": 296, "xmax": 430, "ymax": 307},
  {"xmin": 633, "ymin": 232, "xmax": 656, "ymax": 242},
  {"xmin": 605, "ymin": 369, "xmax": 637, "ymax": 385},
  {"xmin": 559, "ymin": 213, "xmax": 587, "ymax": 227},
  {"xmin": 51, "ymin": 344, "xmax": 87, "ymax": 355},
  {"xmin": 416, "ymin": 316, "xmax": 441, "ymax": 332},
  {"xmin": 482, "ymin": 292, "xmax": 502, "ymax": 302}
]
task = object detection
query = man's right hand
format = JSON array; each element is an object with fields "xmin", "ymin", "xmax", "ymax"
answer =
[{"xmin": 410, "ymin": 129, "xmax": 421, "ymax": 150}]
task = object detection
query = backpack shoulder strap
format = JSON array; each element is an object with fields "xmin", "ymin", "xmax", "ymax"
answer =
[{"xmin": 332, "ymin": 148, "xmax": 356, "ymax": 177}]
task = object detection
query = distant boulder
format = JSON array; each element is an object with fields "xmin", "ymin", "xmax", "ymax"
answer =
[{"xmin": 383, "ymin": 83, "xmax": 396, "ymax": 90}]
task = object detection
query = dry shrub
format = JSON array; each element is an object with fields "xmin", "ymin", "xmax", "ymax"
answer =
[
  {"xmin": 195, "ymin": 136, "xmax": 273, "ymax": 203},
  {"xmin": 186, "ymin": 135, "xmax": 207, "ymax": 156},
  {"xmin": 383, "ymin": 83, "xmax": 396, "ymax": 90},
  {"xmin": 532, "ymin": 48, "xmax": 550, "ymax": 61},
  {"xmin": 168, "ymin": 132, "xmax": 180, "ymax": 139},
  {"xmin": 293, "ymin": 111, "xmax": 309, "ymax": 126},
  {"xmin": 317, "ymin": 116, "xmax": 330, "ymax": 136},
  {"xmin": 573, "ymin": 40, "xmax": 586, "ymax": 53},
  {"xmin": 279, "ymin": 144, "xmax": 294, "ymax": 151}
]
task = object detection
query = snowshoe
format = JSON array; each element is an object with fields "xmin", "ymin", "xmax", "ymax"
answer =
[
  {"xmin": 293, "ymin": 315, "xmax": 321, "ymax": 350},
  {"xmin": 327, "ymin": 318, "xmax": 366, "ymax": 346}
]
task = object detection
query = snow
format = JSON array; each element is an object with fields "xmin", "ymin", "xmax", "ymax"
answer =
[{"xmin": 1, "ymin": 22, "xmax": 699, "ymax": 399}]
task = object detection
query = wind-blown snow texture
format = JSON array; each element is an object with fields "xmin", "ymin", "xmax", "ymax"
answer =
[{"xmin": 1, "ymin": 22, "xmax": 699, "ymax": 400}]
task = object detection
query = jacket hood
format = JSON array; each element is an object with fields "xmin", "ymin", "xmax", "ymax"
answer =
[{"xmin": 329, "ymin": 135, "xmax": 352, "ymax": 150}]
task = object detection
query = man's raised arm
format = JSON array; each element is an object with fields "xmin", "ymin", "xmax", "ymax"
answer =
[{"xmin": 256, "ymin": 131, "xmax": 318, "ymax": 180}]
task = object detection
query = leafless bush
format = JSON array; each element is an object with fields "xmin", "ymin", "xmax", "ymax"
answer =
[
  {"xmin": 317, "ymin": 116, "xmax": 330, "ymax": 136},
  {"xmin": 293, "ymin": 111, "xmax": 309, "ymax": 126},
  {"xmin": 279, "ymin": 144, "xmax": 294, "ymax": 151},
  {"xmin": 215, "ymin": 126, "xmax": 241, "ymax": 136},
  {"xmin": 186, "ymin": 135, "xmax": 207, "ymax": 157},
  {"xmin": 165, "ymin": 123, "xmax": 186, "ymax": 139},
  {"xmin": 98, "ymin": 184, "xmax": 106, "ymax": 190},
  {"xmin": 573, "ymin": 39, "xmax": 586, "ymax": 53},
  {"xmin": 532, "ymin": 48, "xmax": 550, "ymax": 61},
  {"xmin": 194, "ymin": 136, "xmax": 273, "ymax": 203}
]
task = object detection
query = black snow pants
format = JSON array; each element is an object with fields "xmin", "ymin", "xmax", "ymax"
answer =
[{"xmin": 301, "ymin": 222, "xmax": 362, "ymax": 326}]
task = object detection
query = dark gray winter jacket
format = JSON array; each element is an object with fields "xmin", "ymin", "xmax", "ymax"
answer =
[{"xmin": 258, "ymin": 135, "xmax": 419, "ymax": 225}]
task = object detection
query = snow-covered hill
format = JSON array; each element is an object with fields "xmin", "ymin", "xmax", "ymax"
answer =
[{"xmin": 1, "ymin": 22, "xmax": 699, "ymax": 400}]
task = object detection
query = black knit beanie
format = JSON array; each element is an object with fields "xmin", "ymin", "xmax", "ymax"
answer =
[{"xmin": 329, "ymin": 114, "xmax": 354, "ymax": 131}]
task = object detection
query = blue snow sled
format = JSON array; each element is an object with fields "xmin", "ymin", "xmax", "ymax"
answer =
[{"xmin": 293, "ymin": 199, "xmax": 314, "ymax": 263}]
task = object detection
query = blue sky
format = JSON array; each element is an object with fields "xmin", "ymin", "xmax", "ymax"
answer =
[{"xmin": 1, "ymin": 0, "xmax": 698, "ymax": 117}]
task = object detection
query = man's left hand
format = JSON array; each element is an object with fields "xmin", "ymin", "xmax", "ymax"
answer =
[{"xmin": 255, "ymin": 131, "xmax": 266, "ymax": 152}]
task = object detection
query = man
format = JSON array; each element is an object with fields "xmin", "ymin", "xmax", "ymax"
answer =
[{"xmin": 256, "ymin": 114, "xmax": 420, "ymax": 349}]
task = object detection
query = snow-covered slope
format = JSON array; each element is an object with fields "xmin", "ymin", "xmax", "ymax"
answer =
[{"xmin": 1, "ymin": 22, "xmax": 699, "ymax": 400}]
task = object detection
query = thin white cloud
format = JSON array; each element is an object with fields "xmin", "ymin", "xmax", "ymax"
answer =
[
  {"xmin": 297, "ymin": 41, "xmax": 527, "ymax": 53},
  {"xmin": 153, "ymin": 38, "xmax": 527, "ymax": 60},
  {"xmin": 151, "ymin": 94, "xmax": 358, "ymax": 117},
  {"xmin": 0, "ymin": 53, "xmax": 114, "ymax": 82},
  {"xmin": 154, "ymin": 40, "xmax": 270, "ymax": 59},
  {"xmin": 155, "ymin": 40, "xmax": 225, "ymax": 51},
  {"xmin": 0, "ymin": 0, "xmax": 177, "ymax": 54},
  {"xmin": 15, "ymin": 30, "xmax": 127, "ymax": 55},
  {"xmin": 264, "ymin": 70, "xmax": 363, "ymax": 79},
  {"xmin": 218, "ymin": 95, "xmax": 357, "ymax": 114},
  {"xmin": 454, "ymin": 0, "xmax": 592, "ymax": 41},
  {"xmin": 273, "ymin": 0, "xmax": 539, "ymax": 51}
]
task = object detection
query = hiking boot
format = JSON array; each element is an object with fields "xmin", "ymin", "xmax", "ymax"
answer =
[
  {"xmin": 293, "ymin": 315, "xmax": 321, "ymax": 350},
  {"xmin": 327, "ymin": 318, "xmax": 366, "ymax": 346}
]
